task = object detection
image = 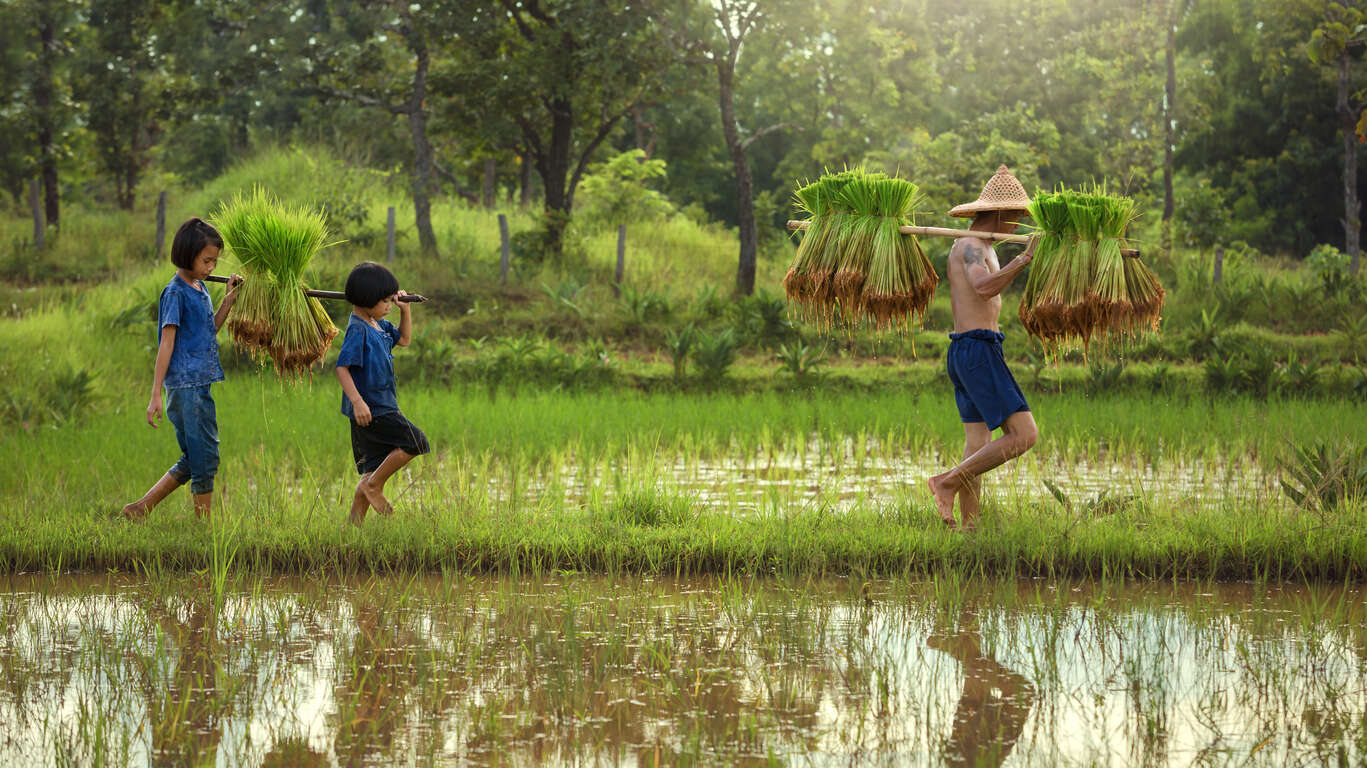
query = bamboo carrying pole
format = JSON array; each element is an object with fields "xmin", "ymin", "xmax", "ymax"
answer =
[
  {"xmin": 204, "ymin": 274, "xmax": 428, "ymax": 303},
  {"xmin": 785, "ymin": 220, "xmax": 1142, "ymax": 258}
]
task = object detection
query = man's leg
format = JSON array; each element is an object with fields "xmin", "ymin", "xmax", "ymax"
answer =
[
  {"xmin": 349, "ymin": 475, "xmax": 372, "ymax": 526},
  {"xmin": 930, "ymin": 411, "xmax": 1037, "ymax": 523},
  {"xmin": 358, "ymin": 449, "xmax": 415, "ymax": 516},
  {"xmin": 957, "ymin": 423, "xmax": 991, "ymax": 531}
]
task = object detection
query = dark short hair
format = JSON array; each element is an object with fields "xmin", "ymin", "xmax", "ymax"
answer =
[
  {"xmin": 345, "ymin": 261, "xmax": 401, "ymax": 308},
  {"xmin": 170, "ymin": 218, "xmax": 224, "ymax": 269}
]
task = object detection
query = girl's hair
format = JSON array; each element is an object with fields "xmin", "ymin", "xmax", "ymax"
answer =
[
  {"xmin": 170, "ymin": 218, "xmax": 224, "ymax": 270},
  {"xmin": 345, "ymin": 261, "xmax": 401, "ymax": 308}
]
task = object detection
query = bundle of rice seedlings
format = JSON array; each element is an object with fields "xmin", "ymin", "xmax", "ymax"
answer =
[
  {"xmin": 1019, "ymin": 186, "xmax": 1160, "ymax": 350},
  {"xmin": 1121, "ymin": 250, "xmax": 1165, "ymax": 334},
  {"xmin": 861, "ymin": 178, "xmax": 936, "ymax": 330},
  {"xmin": 782, "ymin": 170, "xmax": 863, "ymax": 328},
  {"xmin": 212, "ymin": 188, "xmax": 340, "ymax": 375},
  {"xmin": 1018, "ymin": 191, "xmax": 1073, "ymax": 344},
  {"xmin": 831, "ymin": 173, "xmax": 881, "ymax": 317},
  {"xmin": 1094, "ymin": 191, "xmax": 1136, "ymax": 333}
]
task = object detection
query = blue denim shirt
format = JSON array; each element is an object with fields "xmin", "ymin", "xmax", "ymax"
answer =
[
  {"xmin": 158, "ymin": 274, "xmax": 225, "ymax": 390},
  {"xmin": 336, "ymin": 314, "xmax": 401, "ymax": 419}
]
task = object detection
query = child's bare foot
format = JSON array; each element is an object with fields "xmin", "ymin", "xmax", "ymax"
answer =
[
  {"xmin": 349, "ymin": 481, "xmax": 370, "ymax": 526},
  {"xmin": 359, "ymin": 481, "xmax": 393, "ymax": 516},
  {"xmin": 121, "ymin": 501, "xmax": 150, "ymax": 521},
  {"xmin": 927, "ymin": 473, "xmax": 959, "ymax": 529}
]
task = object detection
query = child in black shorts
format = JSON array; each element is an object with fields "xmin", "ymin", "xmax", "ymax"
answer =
[{"xmin": 335, "ymin": 262, "xmax": 431, "ymax": 525}]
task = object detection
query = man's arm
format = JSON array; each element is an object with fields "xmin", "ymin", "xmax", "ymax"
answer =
[{"xmin": 966, "ymin": 236, "xmax": 1037, "ymax": 299}]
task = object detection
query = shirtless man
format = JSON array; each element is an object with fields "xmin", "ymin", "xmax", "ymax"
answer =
[{"xmin": 927, "ymin": 166, "xmax": 1039, "ymax": 531}]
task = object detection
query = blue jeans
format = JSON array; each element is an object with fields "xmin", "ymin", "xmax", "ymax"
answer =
[{"xmin": 166, "ymin": 385, "xmax": 219, "ymax": 494}]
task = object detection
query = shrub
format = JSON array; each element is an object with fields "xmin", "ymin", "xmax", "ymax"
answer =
[
  {"xmin": 1279, "ymin": 441, "xmax": 1367, "ymax": 513},
  {"xmin": 776, "ymin": 341, "xmax": 827, "ymax": 378},
  {"xmin": 663, "ymin": 325, "xmax": 696, "ymax": 379},
  {"xmin": 1306, "ymin": 243, "xmax": 1352, "ymax": 297},
  {"xmin": 693, "ymin": 328, "xmax": 739, "ymax": 383}
]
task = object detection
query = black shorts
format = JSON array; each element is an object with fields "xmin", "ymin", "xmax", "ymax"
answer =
[{"xmin": 350, "ymin": 411, "xmax": 431, "ymax": 474}]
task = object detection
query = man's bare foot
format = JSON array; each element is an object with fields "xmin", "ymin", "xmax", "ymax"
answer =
[
  {"xmin": 927, "ymin": 473, "xmax": 960, "ymax": 529},
  {"xmin": 359, "ymin": 481, "xmax": 393, "ymax": 516},
  {"xmin": 121, "ymin": 501, "xmax": 149, "ymax": 521},
  {"xmin": 349, "ymin": 482, "xmax": 370, "ymax": 526}
]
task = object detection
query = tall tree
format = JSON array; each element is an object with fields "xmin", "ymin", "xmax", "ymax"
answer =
[
  {"xmin": 0, "ymin": 4, "xmax": 30, "ymax": 206},
  {"xmin": 1163, "ymin": 0, "xmax": 1179, "ymax": 252},
  {"xmin": 1308, "ymin": 0, "xmax": 1367, "ymax": 273},
  {"xmin": 22, "ymin": 0, "xmax": 78, "ymax": 230},
  {"xmin": 461, "ymin": 0, "xmax": 672, "ymax": 259},
  {"xmin": 312, "ymin": 0, "xmax": 461, "ymax": 256},
  {"xmin": 78, "ymin": 0, "xmax": 162, "ymax": 210},
  {"xmin": 697, "ymin": 0, "xmax": 800, "ymax": 296}
]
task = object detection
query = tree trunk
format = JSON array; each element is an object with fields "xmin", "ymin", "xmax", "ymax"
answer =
[
  {"xmin": 519, "ymin": 154, "xmax": 531, "ymax": 208},
  {"xmin": 717, "ymin": 58, "xmax": 757, "ymax": 296},
  {"xmin": 482, "ymin": 157, "xmax": 496, "ymax": 209},
  {"xmin": 1339, "ymin": 51, "xmax": 1361, "ymax": 274},
  {"xmin": 29, "ymin": 179, "xmax": 44, "ymax": 250},
  {"xmin": 35, "ymin": 10, "xmax": 59, "ymax": 230},
  {"xmin": 405, "ymin": 20, "xmax": 438, "ymax": 257},
  {"xmin": 1162, "ymin": 3, "xmax": 1176, "ymax": 254},
  {"xmin": 531, "ymin": 97, "xmax": 575, "ymax": 259}
]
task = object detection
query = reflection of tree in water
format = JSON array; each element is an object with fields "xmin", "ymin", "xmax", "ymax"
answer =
[
  {"xmin": 926, "ymin": 614, "xmax": 1035, "ymax": 768},
  {"xmin": 134, "ymin": 587, "xmax": 225, "ymax": 767},
  {"xmin": 454, "ymin": 586, "xmax": 836, "ymax": 766},
  {"xmin": 331, "ymin": 591, "xmax": 433, "ymax": 767}
]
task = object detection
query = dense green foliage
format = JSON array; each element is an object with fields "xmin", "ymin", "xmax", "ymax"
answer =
[{"xmin": 2, "ymin": 0, "xmax": 1364, "ymax": 263}]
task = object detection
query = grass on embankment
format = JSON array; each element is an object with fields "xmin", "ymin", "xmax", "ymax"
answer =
[
  {"xmin": 3, "ymin": 480, "xmax": 1363, "ymax": 582},
  {"xmin": 2, "ymin": 385, "xmax": 1364, "ymax": 580}
]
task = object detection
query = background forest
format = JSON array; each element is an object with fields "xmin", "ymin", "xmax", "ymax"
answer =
[
  {"xmin": 3, "ymin": 0, "xmax": 1367, "ymax": 427},
  {"xmin": 3, "ymin": 0, "xmax": 1365, "ymax": 272}
]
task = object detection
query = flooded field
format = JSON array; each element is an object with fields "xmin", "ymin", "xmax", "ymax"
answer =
[{"xmin": 1, "ymin": 574, "xmax": 1362, "ymax": 766}]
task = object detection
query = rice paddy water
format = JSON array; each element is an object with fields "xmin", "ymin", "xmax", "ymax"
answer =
[
  {"xmin": 0, "ymin": 573, "xmax": 1362, "ymax": 766},
  {"xmin": 2, "ymin": 384, "xmax": 1363, "ymax": 762}
]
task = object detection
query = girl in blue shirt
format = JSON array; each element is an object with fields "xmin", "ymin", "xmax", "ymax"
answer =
[
  {"xmin": 336, "ymin": 261, "xmax": 430, "ymax": 525},
  {"xmin": 122, "ymin": 218, "xmax": 241, "ymax": 521}
]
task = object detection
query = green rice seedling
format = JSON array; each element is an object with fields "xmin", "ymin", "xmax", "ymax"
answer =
[
  {"xmin": 212, "ymin": 188, "xmax": 340, "ymax": 375},
  {"xmin": 831, "ymin": 173, "xmax": 882, "ymax": 318},
  {"xmin": 1019, "ymin": 190, "xmax": 1073, "ymax": 345},
  {"xmin": 861, "ymin": 177, "xmax": 936, "ymax": 332},
  {"xmin": 1020, "ymin": 187, "xmax": 1160, "ymax": 353},
  {"xmin": 782, "ymin": 178, "xmax": 825, "ymax": 310}
]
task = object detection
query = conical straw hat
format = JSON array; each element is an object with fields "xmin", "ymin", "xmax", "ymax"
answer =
[{"xmin": 949, "ymin": 165, "xmax": 1032, "ymax": 218}]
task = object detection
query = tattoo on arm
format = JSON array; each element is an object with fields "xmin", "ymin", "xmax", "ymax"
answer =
[{"xmin": 960, "ymin": 242, "xmax": 986, "ymax": 268}]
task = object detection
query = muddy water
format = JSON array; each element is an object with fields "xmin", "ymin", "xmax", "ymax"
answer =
[
  {"xmin": 492, "ymin": 441, "xmax": 1273, "ymax": 513},
  {"xmin": 0, "ymin": 575, "xmax": 1361, "ymax": 766}
]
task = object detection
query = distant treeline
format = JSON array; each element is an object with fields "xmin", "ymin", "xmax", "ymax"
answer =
[{"xmin": 2, "ymin": 0, "xmax": 1363, "ymax": 276}]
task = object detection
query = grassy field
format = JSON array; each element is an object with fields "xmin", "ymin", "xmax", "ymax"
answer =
[
  {"xmin": 1, "ymin": 145, "xmax": 1364, "ymax": 580},
  {"xmin": 1, "ymin": 381, "xmax": 1364, "ymax": 579}
]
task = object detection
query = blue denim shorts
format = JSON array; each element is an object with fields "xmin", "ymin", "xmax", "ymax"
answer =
[
  {"xmin": 946, "ymin": 329, "xmax": 1030, "ymax": 431},
  {"xmin": 166, "ymin": 385, "xmax": 219, "ymax": 494}
]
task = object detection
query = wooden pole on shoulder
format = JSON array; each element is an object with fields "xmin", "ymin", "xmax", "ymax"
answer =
[{"xmin": 785, "ymin": 220, "xmax": 1142, "ymax": 258}]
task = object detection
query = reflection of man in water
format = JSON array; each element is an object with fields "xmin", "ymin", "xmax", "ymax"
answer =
[{"xmin": 926, "ymin": 620, "xmax": 1035, "ymax": 768}]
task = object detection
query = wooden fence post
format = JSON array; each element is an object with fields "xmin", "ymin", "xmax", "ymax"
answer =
[
  {"xmin": 29, "ymin": 179, "xmax": 43, "ymax": 251},
  {"xmin": 155, "ymin": 190, "xmax": 167, "ymax": 260},
  {"xmin": 614, "ymin": 224, "xmax": 626, "ymax": 297},
  {"xmin": 1213, "ymin": 245, "xmax": 1223, "ymax": 285},
  {"xmin": 386, "ymin": 206, "xmax": 396, "ymax": 263},
  {"xmin": 498, "ymin": 213, "xmax": 510, "ymax": 286}
]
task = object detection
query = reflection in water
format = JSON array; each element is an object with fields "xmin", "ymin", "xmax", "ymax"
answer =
[
  {"xmin": 0, "ymin": 575, "xmax": 1362, "ymax": 766},
  {"xmin": 927, "ymin": 614, "xmax": 1035, "ymax": 768}
]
